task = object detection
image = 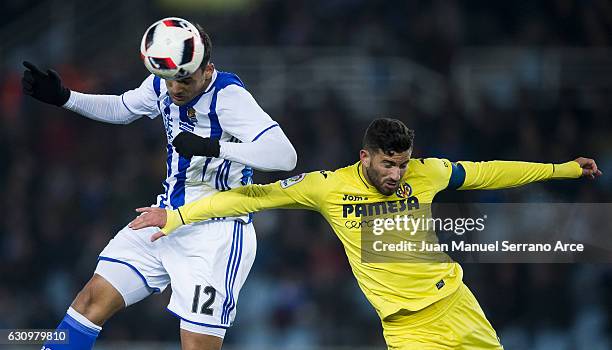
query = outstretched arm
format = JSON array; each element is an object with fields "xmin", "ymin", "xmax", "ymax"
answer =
[
  {"xmin": 23, "ymin": 61, "xmax": 159, "ymax": 124},
  {"xmin": 63, "ymin": 74, "xmax": 162, "ymax": 124},
  {"xmin": 129, "ymin": 171, "xmax": 330, "ymax": 240},
  {"xmin": 63, "ymin": 92, "xmax": 142, "ymax": 124},
  {"xmin": 449, "ymin": 157, "xmax": 601, "ymax": 190}
]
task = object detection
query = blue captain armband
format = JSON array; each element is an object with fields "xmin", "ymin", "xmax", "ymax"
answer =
[{"xmin": 447, "ymin": 162, "xmax": 466, "ymax": 190}]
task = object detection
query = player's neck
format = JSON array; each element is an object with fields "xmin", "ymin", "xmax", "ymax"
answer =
[
  {"xmin": 194, "ymin": 67, "xmax": 215, "ymax": 97},
  {"xmin": 360, "ymin": 162, "xmax": 376, "ymax": 188},
  {"xmin": 202, "ymin": 77, "xmax": 212, "ymax": 93}
]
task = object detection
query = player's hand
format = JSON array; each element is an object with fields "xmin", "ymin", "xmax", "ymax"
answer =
[
  {"xmin": 172, "ymin": 132, "xmax": 220, "ymax": 158},
  {"xmin": 574, "ymin": 157, "xmax": 602, "ymax": 179},
  {"xmin": 129, "ymin": 207, "xmax": 168, "ymax": 242},
  {"xmin": 22, "ymin": 61, "xmax": 71, "ymax": 106}
]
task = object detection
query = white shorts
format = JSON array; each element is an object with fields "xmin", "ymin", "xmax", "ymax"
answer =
[{"xmin": 95, "ymin": 219, "xmax": 256, "ymax": 337}]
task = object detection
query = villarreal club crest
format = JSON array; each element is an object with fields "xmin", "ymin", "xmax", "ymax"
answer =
[{"xmin": 395, "ymin": 182, "xmax": 412, "ymax": 198}]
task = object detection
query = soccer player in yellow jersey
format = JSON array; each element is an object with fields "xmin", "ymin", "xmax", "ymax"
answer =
[{"xmin": 130, "ymin": 118, "xmax": 601, "ymax": 349}]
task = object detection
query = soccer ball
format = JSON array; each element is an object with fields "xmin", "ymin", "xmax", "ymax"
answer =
[{"xmin": 140, "ymin": 17, "xmax": 205, "ymax": 80}]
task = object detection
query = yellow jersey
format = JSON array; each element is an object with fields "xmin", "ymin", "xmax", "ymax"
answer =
[{"xmin": 162, "ymin": 158, "xmax": 582, "ymax": 320}]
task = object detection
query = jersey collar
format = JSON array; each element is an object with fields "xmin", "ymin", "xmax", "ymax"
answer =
[
  {"xmin": 355, "ymin": 161, "xmax": 372, "ymax": 189},
  {"xmin": 204, "ymin": 69, "xmax": 218, "ymax": 94}
]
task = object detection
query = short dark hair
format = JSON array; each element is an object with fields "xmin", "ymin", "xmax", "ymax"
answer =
[
  {"xmin": 363, "ymin": 118, "xmax": 415, "ymax": 155},
  {"xmin": 193, "ymin": 23, "xmax": 212, "ymax": 67}
]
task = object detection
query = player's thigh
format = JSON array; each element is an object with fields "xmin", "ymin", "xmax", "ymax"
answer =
[
  {"xmin": 448, "ymin": 284, "xmax": 503, "ymax": 349},
  {"xmin": 383, "ymin": 302, "xmax": 462, "ymax": 349},
  {"xmin": 96, "ymin": 224, "xmax": 171, "ymax": 306},
  {"xmin": 71, "ymin": 273, "xmax": 125, "ymax": 325},
  {"xmin": 162, "ymin": 220, "xmax": 257, "ymax": 331},
  {"xmin": 180, "ymin": 328, "xmax": 223, "ymax": 350}
]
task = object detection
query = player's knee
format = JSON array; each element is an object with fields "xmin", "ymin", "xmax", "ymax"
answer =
[{"xmin": 71, "ymin": 274, "xmax": 124, "ymax": 325}]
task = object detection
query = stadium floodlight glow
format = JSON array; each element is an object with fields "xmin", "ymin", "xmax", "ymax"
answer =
[{"xmin": 140, "ymin": 17, "xmax": 205, "ymax": 80}]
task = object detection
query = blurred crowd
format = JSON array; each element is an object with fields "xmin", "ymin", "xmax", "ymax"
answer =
[{"xmin": 1, "ymin": 1, "xmax": 611, "ymax": 349}]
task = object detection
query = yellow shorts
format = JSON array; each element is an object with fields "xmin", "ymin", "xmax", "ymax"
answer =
[{"xmin": 382, "ymin": 283, "xmax": 503, "ymax": 349}]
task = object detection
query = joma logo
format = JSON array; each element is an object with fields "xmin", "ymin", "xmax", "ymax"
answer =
[{"xmin": 342, "ymin": 194, "xmax": 366, "ymax": 201}]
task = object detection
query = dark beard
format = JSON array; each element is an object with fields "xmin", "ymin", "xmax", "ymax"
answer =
[{"xmin": 365, "ymin": 165, "xmax": 396, "ymax": 196}]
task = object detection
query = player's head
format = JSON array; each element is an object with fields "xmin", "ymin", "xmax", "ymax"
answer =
[
  {"xmin": 360, "ymin": 118, "xmax": 415, "ymax": 196},
  {"xmin": 165, "ymin": 22, "xmax": 214, "ymax": 106}
]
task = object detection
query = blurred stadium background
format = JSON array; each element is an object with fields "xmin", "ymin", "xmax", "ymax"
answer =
[{"xmin": 1, "ymin": 0, "xmax": 612, "ymax": 349}]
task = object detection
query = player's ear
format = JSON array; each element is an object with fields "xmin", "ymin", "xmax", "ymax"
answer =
[
  {"xmin": 204, "ymin": 63, "xmax": 214, "ymax": 79},
  {"xmin": 360, "ymin": 149, "xmax": 370, "ymax": 167},
  {"xmin": 405, "ymin": 148, "xmax": 413, "ymax": 161}
]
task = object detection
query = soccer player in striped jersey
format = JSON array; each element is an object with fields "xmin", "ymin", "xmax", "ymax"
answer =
[
  {"xmin": 23, "ymin": 19, "xmax": 296, "ymax": 350},
  {"xmin": 130, "ymin": 118, "xmax": 601, "ymax": 349}
]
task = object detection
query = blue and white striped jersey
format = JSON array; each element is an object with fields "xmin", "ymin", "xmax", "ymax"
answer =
[{"xmin": 122, "ymin": 70, "xmax": 278, "ymax": 218}]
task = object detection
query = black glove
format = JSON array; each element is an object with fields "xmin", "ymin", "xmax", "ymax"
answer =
[
  {"xmin": 22, "ymin": 61, "xmax": 71, "ymax": 106},
  {"xmin": 173, "ymin": 132, "xmax": 220, "ymax": 158}
]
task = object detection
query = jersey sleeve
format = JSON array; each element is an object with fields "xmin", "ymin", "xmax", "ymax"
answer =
[
  {"xmin": 163, "ymin": 170, "xmax": 332, "ymax": 234},
  {"xmin": 417, "ymin": 158, "xmax": 454, "ymax": 193},
  {"xmin": 455, "ymin": 160, "xmax": 582, "ymax": 190},
  {"xmin": 215, "ymin": 85, "xmax": 278, "ymax": 142},
  {"xmin": 218, "ymin": 125, "xmax": 297, "ymax": 171},
  {"xmin": 121, "ymin": 74, "xmax": 160, "ymax": 119}
]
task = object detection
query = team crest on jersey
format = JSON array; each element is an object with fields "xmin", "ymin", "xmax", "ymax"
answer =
[
  {"xmin": 395, "ymin": 183, "xmax": 412, "ymax": 198},
  {"xmin": 280, "ymin": 173, "xmax": 306, "ymax": 188},
  {"xmin": 187, "ymin": 107, "xmax": 197, "ymax": 123}
]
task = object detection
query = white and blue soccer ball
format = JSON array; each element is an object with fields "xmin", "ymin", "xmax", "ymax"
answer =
[{"xmin": 140, "ymin": 17, "xmax": 205, "ymax": 80}]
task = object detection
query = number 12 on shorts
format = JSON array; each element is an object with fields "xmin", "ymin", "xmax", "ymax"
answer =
[{"xmin": 191, "ymin": 285, "xmax": 216, "ymax": 315}]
